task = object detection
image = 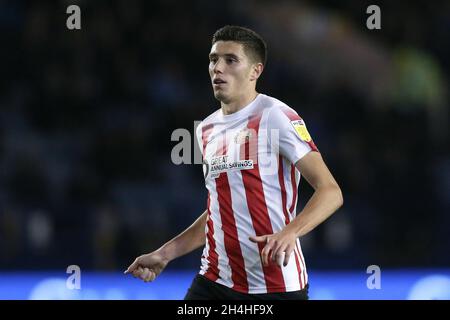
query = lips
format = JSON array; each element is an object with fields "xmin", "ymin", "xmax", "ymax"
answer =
[{"xmin": 213, "ymin": 78, "xmax": 226, "ymax": 84}]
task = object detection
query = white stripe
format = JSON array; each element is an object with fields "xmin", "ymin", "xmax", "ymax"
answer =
[{"xmin": 199, "ymin": 222, "xmax": 210, "ymax": 276}]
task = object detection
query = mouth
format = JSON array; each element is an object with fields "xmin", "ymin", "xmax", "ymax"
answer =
[{"xmin": 213, "ymin": 78, "xmax": 227, "ymax": 85}]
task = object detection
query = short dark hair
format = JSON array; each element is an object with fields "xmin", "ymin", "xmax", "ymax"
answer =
[{"xmin": 212, "ymin": 25, "xmax": 267, "ymax": 66}]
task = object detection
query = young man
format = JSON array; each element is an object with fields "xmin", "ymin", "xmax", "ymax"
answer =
[{"xmin": 125, "ymin": 26, "xmax": 343, "ymax": 300}]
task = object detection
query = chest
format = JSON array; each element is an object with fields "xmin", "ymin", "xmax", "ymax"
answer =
[{"xmin": 202, "ymin": 122, "xmax": 277, "ymax": 180}]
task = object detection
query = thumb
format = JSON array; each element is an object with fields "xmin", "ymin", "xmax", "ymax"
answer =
[
  {"xmin": 249, "ymin": 235, "xmax": 268, "ymax": 243},
  {"xmin": 124, "ymin": 259, "xmax": 140, "ymax": 274}
]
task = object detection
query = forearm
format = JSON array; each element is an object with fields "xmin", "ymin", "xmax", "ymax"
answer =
[
  {"xmin": 158, "ymin": 210, "xmax": 207, "ymax": 262},
  {"xmin": 285, "ymin": 185, "xmax": 343, "ymax": 238}
]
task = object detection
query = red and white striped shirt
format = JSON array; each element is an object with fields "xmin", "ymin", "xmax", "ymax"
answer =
[{"xmin": 196, "ymin": 93, "xmax": 319, "ymax": 294}]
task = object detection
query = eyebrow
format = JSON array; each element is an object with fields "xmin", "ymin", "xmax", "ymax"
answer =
[{"xmin": 209, "ymin": 53, "xmax": 240, "ymax": 60}]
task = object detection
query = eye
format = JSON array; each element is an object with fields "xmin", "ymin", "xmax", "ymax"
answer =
[
  {"xmin": 210, "ymin": 57, "xmax": 218, "ymax": 63},
  {"xmin": 226, "ymin": 58, "xmax": 237, "ymax": 64}
]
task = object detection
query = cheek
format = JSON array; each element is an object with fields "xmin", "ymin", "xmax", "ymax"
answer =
[
  {"xmin": 234, "ymin": 73, "xmax": 249, "ymax": 86},
  {"xmin": 237, "ymin": 67, "xmax": 252, "ymax": 80},
  {"xmin": 230, "ymin": 68, "xmax": 246, "ymax": 80}
]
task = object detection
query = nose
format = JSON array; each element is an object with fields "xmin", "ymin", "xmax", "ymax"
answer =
[{"xmin": 212, "ymin": 59, "xmax": 225, "ymax": 74}]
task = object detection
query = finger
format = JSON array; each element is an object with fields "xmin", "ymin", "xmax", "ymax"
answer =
[
  {"xmin": 145, "ymin": 269, "xmax": 155, "ymax": 282},
  {"xmin": 272, "ymin": 246, "xmax": 283, "ymax": 265},
  {"xmin": 139, "ymin": 268, "xmax": 149, "ymax": 280},
  {"xmin": 261, "ymin": 245, "xmax": 268, "ymax": 266},
  {"xmin": 132, "ymin": 266, "xmax": 144, "ymax": 278},
  {"xmin": 271, "ymin": 244, "xmax": 281, "ymax": 262},
  {"xmin": 124, "ymin": 259, "xmax": 139, "ymax": 274},
  {"xmin": 249, "ymin": 235, "xmax": 268, "ymax": 243},
  {"xmin": 270, "ymin": 241, "xmax": 282, "ymax": 262},
  {"xmin": 147, "ymin": 270, "xmax": 156, "ymax": 282},
  {"xmin": 261, "ymin": 243, "xmax": 273, "ymax": 266},
  {"xmin": 271, "ymin": 243, "xmax": 285, "ymax": 267},
  {"xmin": 132, "ymin": 269, "xmax": 141, "ymax": 278},
  {"xmin": 283, "ymin": 247, "xmax": 294, "ymax": 267},
  {"xmin": 140, "ymin": 268, "xmax": 150, "ymax": 281},
  {"xmin": 274, "ymin": 250, "xmax": 286, "ymax": 267}
]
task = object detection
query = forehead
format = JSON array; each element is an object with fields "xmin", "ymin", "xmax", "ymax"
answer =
[{"xmin": 209, "ymin": 41, "xmax": 247, "ymax": 58}]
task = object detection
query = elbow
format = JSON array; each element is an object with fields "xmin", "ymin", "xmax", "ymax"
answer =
[
  {"xmin": 318, "ymin": 182, "xmax": 343, "ymax": 212},
  {"xmin": 324, "ymin": 182, "xmax": 343, "ymax": 211},
  {"xmin": 335, "ymin": 185, "xmax": 344, "ymax": 210}
]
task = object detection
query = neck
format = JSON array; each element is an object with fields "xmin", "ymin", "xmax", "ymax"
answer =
[{"xmin": 221, "ymin": 91, "xmax": 259, "ymax": 115}]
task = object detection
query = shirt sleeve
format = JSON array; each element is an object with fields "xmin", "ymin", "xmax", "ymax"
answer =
[
  {"xmin": 195, "ymin": 121, "xmax": 204, "ymax": 158},
  {"xmin": 267, "ymin": 106, "xmax": 319, "ymax": 165}
]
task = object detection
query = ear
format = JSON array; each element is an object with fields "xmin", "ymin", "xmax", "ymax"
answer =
[{"xmin": 250, "ymin": 62, "xmax": 264, "ymax": 81}]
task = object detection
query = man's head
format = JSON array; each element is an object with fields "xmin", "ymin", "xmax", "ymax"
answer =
[{"xmin": 209, "ymin": 25, "xmax": 267, "ymax": 104}]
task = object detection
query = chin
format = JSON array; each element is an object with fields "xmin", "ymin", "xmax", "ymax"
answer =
[{"xmin": 214, "ymin": 91, "xmax": 228, "ymax": 102}]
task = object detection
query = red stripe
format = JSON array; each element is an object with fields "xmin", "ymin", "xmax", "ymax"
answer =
[
  {"xmin": 241, "ymin": 114, "xmax": 286, "ymax": 293},
  {"xmin": 289, "ymin": 164, "xmax": 298, "ymax": 215},
  {"xmin": 215, "ymin": 135, "xmax": 249, "ymax": 292},
  {"xmin": 277, "ymin": 155, "xmax": 290, "ymax": 226},
  {"xmin": 239, "ymin": 134, "xmax": 249, "ymax": 160},
  {"xmin": 204, "ymin": 193, "xmax": 220, "ymax": 281},
  {"xmin": 294, "ymin": 244, "xmax": 304, "ymax": 288},
  {"xmin": 201, "ymin": 123, "xmax": 214, "ymax": 156},
  {"xmin": 281, "ymin": 108, "xmax": 319, "ymax": 152},
  {"xmin": 296, "ymin": 241, "xmax": 307, "ymax": 287}
]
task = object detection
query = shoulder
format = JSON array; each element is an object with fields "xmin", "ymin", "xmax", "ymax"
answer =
[
  {"xmin": 258, "ymin": 94, "xmax": 286, "ymax": 111},
  {"xmin": 260, "ymin": 95, "xmax": 303, "ymax": 125},
  {"xmin": 201, "ymin": 108, "xmax": 221, "ymax": 125},
  {"xmin": 196, "ymin": 109, "xmax": 221, "ymax": 135}
]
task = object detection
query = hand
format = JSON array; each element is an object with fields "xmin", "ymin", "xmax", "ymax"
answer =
[
  {"xmin": 249, "ymin": 230, "xmax": 297, "ymax": 267},
  {"xmin": 124, "ymin": 250, "xmax": 169, "ymax": 282}
]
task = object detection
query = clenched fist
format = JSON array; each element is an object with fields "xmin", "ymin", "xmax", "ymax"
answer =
[{"xmin": 124, "ymin": 250, "xmax": 169, "ymax": 282}]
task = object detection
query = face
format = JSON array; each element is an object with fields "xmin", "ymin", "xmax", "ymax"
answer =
[{"xmin": 208, "ymin": 41, "xmax": 262, "ymax": 104}]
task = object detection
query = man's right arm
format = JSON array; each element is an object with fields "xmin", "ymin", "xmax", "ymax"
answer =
[
  {"xmin": 124, "ymin": 210, "xmax": 208, "ymax": 282},
  {"xmin": 159, "ymin": 209, "xmax": 207, "ymax": 261}
]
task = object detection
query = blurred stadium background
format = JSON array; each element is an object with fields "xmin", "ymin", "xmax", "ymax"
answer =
[{"xmin": 0, "ymin": 0, "xmax": 449, "ymax": 299}]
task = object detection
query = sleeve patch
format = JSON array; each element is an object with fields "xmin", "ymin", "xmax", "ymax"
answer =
[{"xmin": 291, "ymin": 120, "xmax": 312, "ymax": 142}]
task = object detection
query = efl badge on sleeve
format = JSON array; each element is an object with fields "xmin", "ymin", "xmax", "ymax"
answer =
[{"xmin": 291, "ymin": 120, "xmax": 312, "ymax": 142}]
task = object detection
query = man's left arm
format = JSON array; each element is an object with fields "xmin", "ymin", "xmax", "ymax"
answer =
[{"xmin": 249, "ymin": 151, "xmax": 343, "ymax": 267}]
